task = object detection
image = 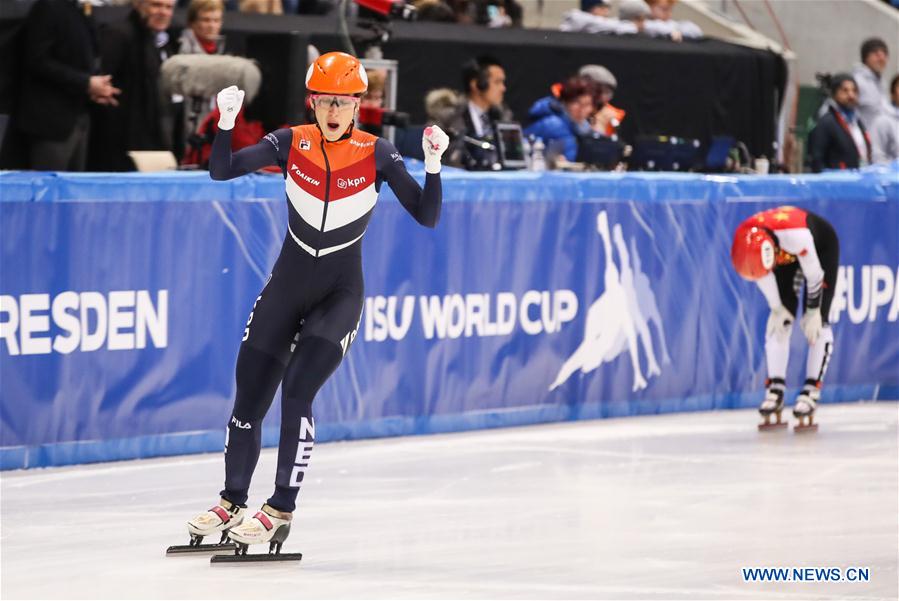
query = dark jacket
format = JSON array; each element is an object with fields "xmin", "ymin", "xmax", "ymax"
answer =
[
  {"xmin": 523, "ymin": 96, "xmax": 585, "ymax": 162},
  {"xmin": 16, "ymin": 0, "xmax": 98, "ymax": 140},
  {"xmin": 89, "ymin": 9, "xmax": 175, "ymax": 171},
  {"xmin": 807, "ymin": 104, "xmax": 872, "ymax": 173},
  {"xmin": 443, "ymin": 99, "xmax": 514, "ymax": 170}
]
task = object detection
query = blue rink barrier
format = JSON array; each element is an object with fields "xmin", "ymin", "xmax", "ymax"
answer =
[{"xmin": 2, "ymin": 164, "xmax": 898, "ymax": 470}]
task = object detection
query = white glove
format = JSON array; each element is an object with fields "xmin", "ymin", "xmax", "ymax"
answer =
[
  {"xmin": 422, "ymin": 125, "xmax": 450, "ymax": 174},
  {"xmin": 765, "ymin": 305, "xmax": 794, "ymax": 341},
  {"xmin": 216, "ymin": 85, "xmax": 245, "ymax": 131},
  {"xmin": 800, "ymin": 307, "xmax": 823, "ymax": 345}
]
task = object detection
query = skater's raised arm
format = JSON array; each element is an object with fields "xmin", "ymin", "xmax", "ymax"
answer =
[
  {"xmin": 376, "ymin": 127, "xmax": 449, "ymax": 228},
  {"xmin": 209, "ymin": 86, "xmax": 289, "ymax": 180}
]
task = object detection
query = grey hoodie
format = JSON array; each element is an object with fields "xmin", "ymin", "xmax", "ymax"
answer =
[
  {"xmin": 871, "ymin": 103, "xmax": 899, "ymax": 163},
  {"xmin": 852, "ymin": 62, "xmax": 888, "ymax": 130},
  {"xmin": 559, "ymin": 9, "xmax": 637, "ymax": 35}
]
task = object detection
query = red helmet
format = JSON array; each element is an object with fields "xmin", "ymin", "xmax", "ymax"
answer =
[
  {"xmin": 731, "ymin": 222, "xmax": 776, "ymax": 280},
  {"xmin": 305, "ymin": 52, "xmax": 368, "ymax": 95}
]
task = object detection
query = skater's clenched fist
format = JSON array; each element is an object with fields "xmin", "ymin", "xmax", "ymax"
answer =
[
  {"xmin": 216, "ymin": 85, "xmax": 245, "ymax": 131},
  {"xmin": 422, "ymin": 125, "xmax": 450, "ymax": 174}
]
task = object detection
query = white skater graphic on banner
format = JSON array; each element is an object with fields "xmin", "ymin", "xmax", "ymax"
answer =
[{"xmin": 550, "ymin": 211, "xmax": 670, "ymax": 392}]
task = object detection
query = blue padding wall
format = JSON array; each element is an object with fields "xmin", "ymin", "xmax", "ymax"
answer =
[{"xmin": 2, "ymin": 164, "xmax": 897, "ymax": 469}]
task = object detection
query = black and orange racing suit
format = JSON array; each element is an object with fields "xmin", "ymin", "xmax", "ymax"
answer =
[{"xmin": 209, "ymin": 123, "xmax": 440, "ymax": 512}]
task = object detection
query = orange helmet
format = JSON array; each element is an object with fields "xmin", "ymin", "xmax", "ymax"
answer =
[
  {"xmin": 305, "ymin": 52, "xmax": 368, "ymax": 95},
  {"xmin": 731, "ymin": 222, "xmax": 776, "ymax": 281}
]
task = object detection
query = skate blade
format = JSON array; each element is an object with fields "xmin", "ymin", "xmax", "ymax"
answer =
[
  {"xmin": 793, "ymin": 423, "xmax": 819, "ymax": 434},
  {"xmin": 757, "ymin": 422, "xmax": 788, "ymax": 432},
  {"xmin": 211, "ymin": 552, "xmax": 302, "ymax": 564},
  {"xmin": 166, "ymin": 542, "xmax": 237, "ymax": 555}
]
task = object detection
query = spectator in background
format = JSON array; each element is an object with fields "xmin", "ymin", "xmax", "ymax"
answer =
[
  {"xmin": 871, "ymin": 74, "xmax": 899, "ymax": 163},
  {"xmin": 560, "ymin": 0, "xmax": 637, "ymax": 35},
  {"xmin": 239, "ymin": 0, "xmax": 283, "ymax": 12},
  {"xmin": 853, "ymin": 38, "xmax": 890, "ymax": 128},
  {"xmin": 358, "ymin": 69, "xmax": 387, "ymax": 136},
  {"xmin": 444, "ymin": 55, "xmax": 514, "ymax": 170},
  {"xmin": 425, "ymin": 88, "xmax": 462, "ymax": 132},
  {"xmin": 362, "ymin": 69, "xmax": 387, "ymax": 109},
  {"xmin": 617, "ymin": 0, "xmax": 651, "ymax": 34},
  {"xmin": 414, "ymin": 0, "xmax": 456, "ymax": 21},
  {"xmin": 89, "ymin": 0, "xmax": 176, "ymax": 171},
  {"xmin": 644, "ymin": 0, "xmax": 702, "ymax": 41},
  {"xmin": 579, "ymin": 64, "xmax": 625, "ymax": 137},
  {"xmin": 807, "ymin": 73, "xmax": 871, "ymax": 172},
  {"xmin": 16, "ymin": 0, "xmax": 121, "ymax": 171},
  {"xmin": 176, "ymin": 0, "xmax": 225, "ymax": 157},
  {"xmin": 179, "ymin": 0, "xmax": 224, "ymax": 54},
  {"xmin": 524, "ymin": 76, "xmax": 596, "ymax": 163},
  {"xmin": 446, "ymin": 0, "xmax": 475, "ymax": 24},
  {"xmin": 475, "ymin": 0, "xmax": 523, "ymax": 28}
]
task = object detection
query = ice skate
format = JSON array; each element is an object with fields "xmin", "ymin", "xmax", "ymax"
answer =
[
  {"xmin": 793, "ymin": 380, "xmax": 820, "ymax": 433},
  {"xmin": 211, "ymin": 504, "xmax": 302, "ymax": 564},
  {"xmin": 166, "ymin": 498, "xmax": 245, "ymax": 555},
  {"xmin": 758, "ymin": 378, "xmax": 787, "ymax": 431}
]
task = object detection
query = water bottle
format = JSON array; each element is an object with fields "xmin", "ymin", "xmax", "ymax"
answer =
[
  {"xmin": 521, "ymin": 136, "xmax": 532, "ymax": 170},
  {"xmin": 531, "ymin": 138, "xmax": 546, "ymax": 172}
]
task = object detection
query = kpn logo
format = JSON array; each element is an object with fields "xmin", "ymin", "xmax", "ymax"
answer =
[
  {"xmin": 337, "ymin": 176, "xmax": 367, "ymax": 190},
  {"xmin": 1, "ymin": 289, "xmax": 168, "ymax": 355}
]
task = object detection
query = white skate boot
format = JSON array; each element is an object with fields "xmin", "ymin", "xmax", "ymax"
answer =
[
  {"xmin": 793, "ymin": 379, "xmax": 820, "ymax": 433},
  {"xmin": 166, "ymin": 498, "xmax": 246, "ymax": 555},
  {"xmin": 211, "ymin": 504, "xmax": 303, "ymax": 563},
  {"xmin": 229, "ymin": 504, "xmax": 291, "ymax": 547},
  {"xmin": 758, "ymin": 378, "xmax": 787, "ymax": 431}
]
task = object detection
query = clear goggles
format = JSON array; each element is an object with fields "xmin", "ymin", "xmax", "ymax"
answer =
[{"xmin": 309, "ymin": 94, "xmax": 359, "ymax": 109}]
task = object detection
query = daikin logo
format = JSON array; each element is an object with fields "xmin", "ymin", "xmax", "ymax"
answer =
[
  {"xmin": 290, "ymin": 164, "xmax": 320, "ymax": 186},
  {"xmin": 0, "ymin": 290, "xmax": 168, "ymax": 355}
]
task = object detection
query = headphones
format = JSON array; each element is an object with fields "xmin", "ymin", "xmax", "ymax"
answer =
[{"xmin": 463, "ymin": 58, "xmax": 492, "ymax": 94}]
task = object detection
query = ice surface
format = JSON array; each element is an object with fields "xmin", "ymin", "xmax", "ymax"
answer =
[{"xmin": 2, "ymin": 403, "xmax": 897, "ymax": 600}]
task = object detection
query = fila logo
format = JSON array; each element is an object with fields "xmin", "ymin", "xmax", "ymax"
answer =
[
  {"xmin": 230, "ymin": 416, "xmax": 252, "ymax": 430},
  {"xmin": 336, "ymin": 176, "xmax": 367, "ymax": 190},
  {"xmin": 290, "ymin": 163, "xmax": 321, "ymax": 186},
  {"xmin": 299, "ymin": 139, "xmax": 311, "ymax": 151}
]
